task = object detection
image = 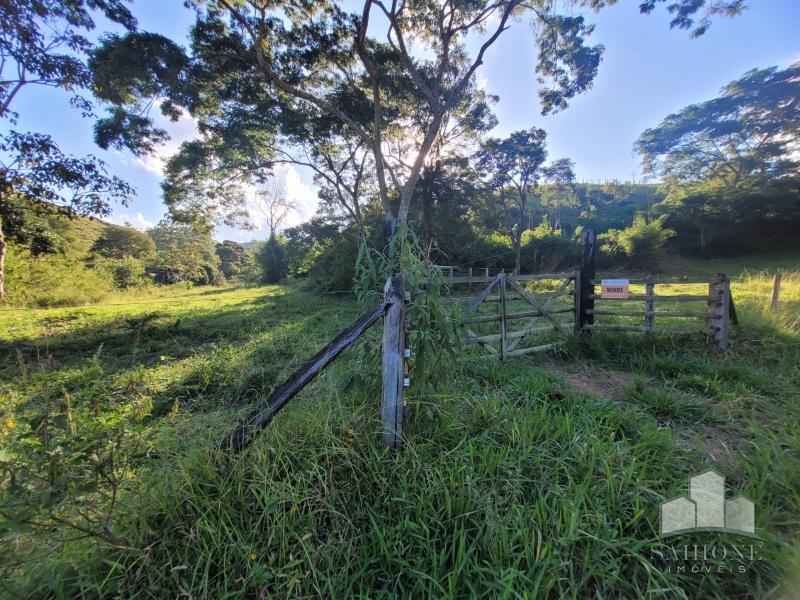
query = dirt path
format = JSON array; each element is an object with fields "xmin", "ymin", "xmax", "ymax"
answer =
[{"xmin": 541, "ymin": 358, "xmax": 744, "ymax": 470}]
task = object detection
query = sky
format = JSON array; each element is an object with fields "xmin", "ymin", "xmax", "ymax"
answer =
[{"xmin": 11, "ymin": 0, "xmax": 800, "ymax": 242}]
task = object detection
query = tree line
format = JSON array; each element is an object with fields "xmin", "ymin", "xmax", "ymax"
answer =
[{"xmin": 4, "ymin": 0, "xmax": 798, "ymax": 301}]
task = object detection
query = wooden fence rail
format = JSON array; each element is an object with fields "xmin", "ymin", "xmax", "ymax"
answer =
[
  {"xmin": 223, "ymin": 277, "xmax": 411, "ymax": 452},
  {"xmin": 575, "ymin": 231, "xmax": 735, "ymax": 350},
  {"xmin": 434, "ymin": 270, "xmax": 577, "ymax": 360},
  {"xmin": 223, "ymin": 230, "xmax": 737, "ymax": 453}
]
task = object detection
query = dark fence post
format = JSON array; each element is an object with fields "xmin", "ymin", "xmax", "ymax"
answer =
[
  {"xmin": 382, "ymin": 276, "xmax": 406, "ymax": 448},
  {"xmin": 708, "ymin": 273, "xmax": 731, "ymax": 351},
  {"xmin": 498, "ymin": 271, "xmax": 507, "ymax": 360},
  {"xmin": 577, "ymin": 229, "xmax": 597, "ymax": 331},
  {"xmin": 644, "ymin": 275, "xmax": 655, "ymax": 333}
]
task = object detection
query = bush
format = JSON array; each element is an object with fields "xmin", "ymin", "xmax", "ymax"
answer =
[
  {"xmin": 599, "ymin": 214, "xmax": 675, "ymax": 269},
  {"xmin": 4, "ymin": 243, "xmax": 117, "ymax": 306},
  {"xmin": 101, "ymin": 256, "xmax": 150, "ymax": 289},
  {"xmin": 520, "ymin": 222, "xmax": 578, "ymax": 273}
]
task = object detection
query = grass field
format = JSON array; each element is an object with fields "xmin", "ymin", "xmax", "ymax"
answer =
[{"xmin": 1, "ymin": 258, "xmax": 799, "ymax": 598}]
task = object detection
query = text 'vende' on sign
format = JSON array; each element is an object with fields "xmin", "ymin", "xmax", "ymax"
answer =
[{"xmin": 601, "ymin": 278, "xmax": 630, "ymax": 299}]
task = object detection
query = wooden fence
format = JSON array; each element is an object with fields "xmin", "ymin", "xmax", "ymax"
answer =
[
  {"xmin": 222, "ymin": 276, "xmax": 410, "ymax": 452},
  {"xmin": 434, "ymin": 271, "xmax": 577, "ymax": 359},
  {"xmin": 223, "ymin": 229, "xmax": 736, "ymax": 452},
  {"xmin": 574, "ymin": 229, "xmax": 735, "ymax": 351}
]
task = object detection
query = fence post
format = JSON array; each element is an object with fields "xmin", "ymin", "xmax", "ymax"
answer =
[
  {"xmin": 770, "ymin": 272, "xmax": 782, "ymax": 312},
  {"xmin": 645, "ymin": 275, "xmax": 655, "ymax": 333},
  {"xmin": 707, "ymin": 273, "xmax": 730, "ymax": 351},
  {"xmin": 499, "ymin": 271, "xmax": 508, "ymax": 360},
  {"xmin": 382, "ymin": 276, "xmax": 406, "ymax": 448},
  {"xmin": 577, "ymin": 229, "xmax": 597, "ymax": 331}
]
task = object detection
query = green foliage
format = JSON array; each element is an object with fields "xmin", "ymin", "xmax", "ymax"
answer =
[
  {"xmin": 520, "ymin": 222, "xmax": 578, "ymax": 272},
  {"xmin": 0, "ymin": 0, "xmax": 138, "ymax": 294},
  {"xmin": 91, "ymin": 224, "xmax": 155, "ymax": 259},
  {"xmin": 98, "ymin": 256, "xmax": 150, "ymax": 289},
  {"xmin": 5, "ymin": 242, "xmax": 118, "ymax": 306},
  {"xmin": 600, "ymin": 214, "xmax": 676, "ymax": 268},
  {"xmin": 146, "ymin": 223, "xmax": 222, "ymax": 285},
  {"xmin": 635, "ymin": 62, "xmax": 800, "ymax": 254},
  {"xmin": 216, "ymin": 240, "xmax": 251, "ymax": 280},
  {"xmin": 636, "ymin": 62, "xmax": 800, "ymax": 188},
  {"xmin": 354, "ymin": 226, "xmax": 460, "ymax": 395},
  {"xmin": 258, "ymin": 236, "xmax": 288, "ymax": 284}
]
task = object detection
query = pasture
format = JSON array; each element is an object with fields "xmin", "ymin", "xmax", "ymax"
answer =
[{"xmin": 1, "ymin": 259, "xmax": 799, "ymax": 598}]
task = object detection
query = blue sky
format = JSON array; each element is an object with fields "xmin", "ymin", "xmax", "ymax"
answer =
[{"xmin": 11, "ymin": 0, "xmax": 800, "ymax": 241}]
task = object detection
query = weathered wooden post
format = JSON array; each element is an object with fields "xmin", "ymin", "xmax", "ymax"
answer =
[
  {"xmin": 382, "ymin": 276, "xmax": 406, "ymax": 448},
  {"xmin": 707, "ymin": 273, "xmax": 731, "ymax": 351},
  {"xmin": 499, "ymin": 271, "xmax": 508, "ymax": 360},
  {"xmin": 645, "ymin": 275, "xmax": 655, "ymax": 333},
  {"xmin": 577, "ymin": 229, "xmax": 597, "ymax": 331},
  {"xmin": 770, "ymin": 272, "xmax": 782, "ymax": 312}
]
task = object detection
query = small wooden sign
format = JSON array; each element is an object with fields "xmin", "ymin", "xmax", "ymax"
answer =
[{"xmin": 601, "ymin": 278, "xmax": 630, "ymax": 299}]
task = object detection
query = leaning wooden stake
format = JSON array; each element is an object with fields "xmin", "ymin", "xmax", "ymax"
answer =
[
  {"xmin": 381, "ymin": 276, "xmax": 406, "ymax": 448},
  {"xmin": 770, "ymin": 272, "xmax": 782, "ymax": 312},
  {"xmin": 222, "ymin": 302, "xmax": 386, "ymax": 452}
]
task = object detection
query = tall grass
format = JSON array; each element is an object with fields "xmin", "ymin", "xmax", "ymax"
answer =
[{"xmin": 1, "ymin": 262, "xmax": 799, "ymax": 598}]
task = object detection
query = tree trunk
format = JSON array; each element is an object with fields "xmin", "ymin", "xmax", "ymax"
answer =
[
  {"xmin": 383, "ymin": 215, "xmax": 398, "ymax": 250},
  {"xmin": 514, "ymin": 200, "xmax": 525, "ymax": 274},
  {"xmin": 700, "ymin": 223, "xmax": 705, "ymax": 253},
  {"xmin": 0, "ymin": 217, "xmax": 6, "ymax": 299},
  {"xmin": 421, "ymin": 169, "xmax": 433, "ymax": 249}
]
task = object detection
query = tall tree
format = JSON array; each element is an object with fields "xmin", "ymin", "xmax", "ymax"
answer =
[
  {"xmin": 90, "ymin": 0, "xmax": 743, "ymax": 247},
  {"xmin": 636, "ymin": 62, "xmax": 800, "ymax": 190},
  {"xmin": 0, "ymin": 0, "xmax": 136, "ymax": 297},
  {"xmin": 477, "ymin": 128, "xmax": 549, "ymax": 273},
  {"xmin": 540, "ymin": 158, "xmax": 577, "ymax": 231},
  {"xmin": 253, "ymin": 181, "xmax": 296, "ymax": 240},
  {"xmin": 636, "ymin": 62, "xmax": 800, "ymax": 252}
]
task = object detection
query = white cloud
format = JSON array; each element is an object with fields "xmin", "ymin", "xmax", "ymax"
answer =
[
  {"xmin": 281, "ymin": 164, "xmax": 319, "ymax": 225},
  {"xmin": 108, "ymin": 212, "xmax": 155, "ymax": 231}
]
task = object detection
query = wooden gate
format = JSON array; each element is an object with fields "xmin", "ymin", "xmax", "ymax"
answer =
[{"xmin": 442, "ymin": 271, "xmax": 577, "ymax": 360}]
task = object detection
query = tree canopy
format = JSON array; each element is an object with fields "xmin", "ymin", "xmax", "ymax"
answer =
[
  {"xmin": 88, "ymin": 0, "xmax": 742, "ymax": 245},
  {"xmin": 0, "ymin": 0, "xmax": 137, "ymax": 296},
  {"xmin": 636, "ymin": 62, "xmax": 800, "ymax": 190}
]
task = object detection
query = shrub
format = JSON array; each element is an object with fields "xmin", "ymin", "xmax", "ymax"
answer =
[
  {"xmin": 102, "ymin": 256, "xmax": 149, "ymax": 289},
  {"xmin": 520, "ymin": 222, "xmax": 578, "ymax": 272},
  {"xmin": 599, "ymin": 214, "xmax": 675, "ymax": 269}
]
